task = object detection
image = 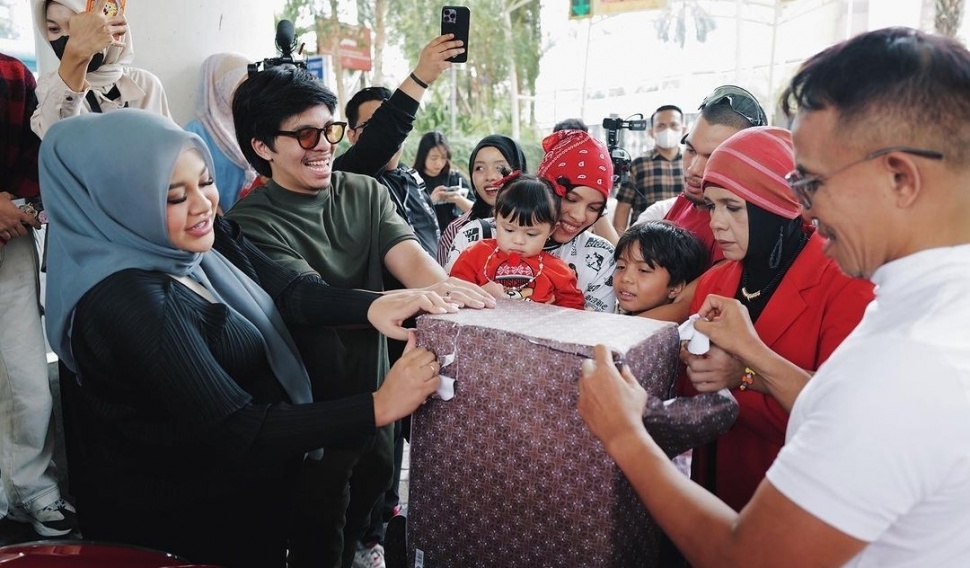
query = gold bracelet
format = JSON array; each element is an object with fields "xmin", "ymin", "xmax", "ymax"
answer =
[{"xmin": 740, "ymin": 367, "xmax": 756, "ymax": 391}]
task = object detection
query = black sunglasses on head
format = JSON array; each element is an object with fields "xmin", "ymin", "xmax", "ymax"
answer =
[{"xmin": 699, "ymin": 85, "xmax": 768, "ymax": 127}]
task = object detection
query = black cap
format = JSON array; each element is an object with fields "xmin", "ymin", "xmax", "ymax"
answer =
[{"xmin": 699, "ymin": 85, "xmax": 768, "ymax": 127}]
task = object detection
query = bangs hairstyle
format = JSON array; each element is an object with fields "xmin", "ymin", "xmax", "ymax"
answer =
[
  {"xmin": 614, "ymin": 221, "xmax": 709, "ymax": 287},
  {"xmin": 232, "ymin": 66, "xmax": 337, "ymax": 178},
  {"xmin": 780, "ymin": 27, "xmax": 970, "ymax": 164},
  {"xmin": 494, "ymin": 174, "xmax": 561, "ymax": 228},
  {"xmin": 414, "ymin": 131, "xmax": 453, "ymax": 172}
]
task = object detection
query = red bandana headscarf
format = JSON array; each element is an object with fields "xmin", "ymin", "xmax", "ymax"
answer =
[{"xmin": 536, "ymin": 130, "xmax": 613, "ymax": 200}]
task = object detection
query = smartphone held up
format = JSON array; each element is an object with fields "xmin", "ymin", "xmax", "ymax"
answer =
[
  {"xmin": 440, "ymin": 6, "xmax": 470, "ymax": 63},
  {"xmin": 87, "ymin": 0, "xmax": 125, "ymax": 16}
]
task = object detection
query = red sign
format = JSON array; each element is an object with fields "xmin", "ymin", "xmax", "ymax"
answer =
[{"xmin": 321, "ymin": 24, "xmax": 372, "ymax": 72}]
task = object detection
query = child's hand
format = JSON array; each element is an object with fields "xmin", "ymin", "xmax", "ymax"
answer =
[{"xmin": 482, "ymin": 281, "xmax": 505, "ymax": 300}]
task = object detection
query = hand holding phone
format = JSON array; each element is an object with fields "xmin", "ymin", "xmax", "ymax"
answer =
[
  {"xmin": 86, "ymin": 0, "xmax": 125, "ymax": 17},
  {"xmin": 440, "ymin": 6, "xmax": 470, "ymax": 63}
]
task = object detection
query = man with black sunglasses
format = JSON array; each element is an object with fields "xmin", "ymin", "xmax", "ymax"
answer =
[
  {"xmin": 226, "ymin": 35, "xmax": 491, "ymax": 568},
  {"xmin": 579, "ymin": 27, "xmax": 970, "ymax": 567}
]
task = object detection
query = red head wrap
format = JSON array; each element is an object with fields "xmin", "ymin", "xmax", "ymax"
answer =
[{"xmin": 536, "ymin": 130, "xmax": 613, "ymax": 200}]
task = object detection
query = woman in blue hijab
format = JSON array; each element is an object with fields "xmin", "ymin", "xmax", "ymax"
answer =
[{"xmin": 41, "ymin": 109, "xmax": 449, "ymax": 567}]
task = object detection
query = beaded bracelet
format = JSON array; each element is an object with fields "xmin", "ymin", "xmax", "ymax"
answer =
[
  {"xmin": 740, "ymin": 367, "xmax": 756, "ymax": 391},
  {"xmin": 409, "ymin": 72, "xmax": 429, "ymax": 89}
]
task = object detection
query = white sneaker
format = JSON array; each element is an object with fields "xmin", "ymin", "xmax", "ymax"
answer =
[
  {"xmin": 6, "ymin": 498, "xmax": 78, "ymax": 537},
  {"xmin": 352, "ymin": 542, "xmax": 386, "ymax": 568}
]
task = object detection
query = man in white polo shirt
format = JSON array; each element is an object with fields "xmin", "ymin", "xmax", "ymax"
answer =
[{"xmin": 577, "ymin": 26, "xmax": 970, "ymax": 567}]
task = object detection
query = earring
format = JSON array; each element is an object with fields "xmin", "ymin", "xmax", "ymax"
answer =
[{"xmin": 769, "ymin": 226, "xmax": 784, "ymax": 269}]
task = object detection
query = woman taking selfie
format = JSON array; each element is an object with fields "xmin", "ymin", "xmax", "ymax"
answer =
[{"xmin": 41, "ymin": 110, "xmax": 450, "ymax": 568}]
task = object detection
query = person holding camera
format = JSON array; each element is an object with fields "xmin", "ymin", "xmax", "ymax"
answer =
[
  {"xmin": 413, "ymin": 131, "xmax": 472, "ymax": 233},
  {"xmin": 334, "ymin": 35, "xmax": 465, "ymax": 259},
  {"xmin": 613, "ymin": 105, "xmax": 685, "ymax": 234},
  {"xmin": 30, "ymin": 0, "xmax": 171, "ymax": 138}
]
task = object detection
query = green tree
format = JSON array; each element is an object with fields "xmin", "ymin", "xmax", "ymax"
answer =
[
  {"xmin": 387, "ymin": 0, "xmax": 542, "ymax": 142},
  {"xmin": 936, "ymin": 0, "xmax": 966, "ymax": 37},
  {"xmin": 278, "ymin": 0, "xmax": 544, "ymax": 166},
  {"xmin": 1, "ymin": 0, "xmax": 17, "ymax": 38}
]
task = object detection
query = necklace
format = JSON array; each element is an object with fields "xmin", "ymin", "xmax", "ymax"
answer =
[
  {"xmin": 482, "ymin": 245, "xmax": 544, "ymax": 293},
  {"xmin": 740, "ymin": 286, "xmax": 762, "ymax": 301},
  {"xmin": 739, "ymin": 232, "xmax": 809, "ymax": 305}
]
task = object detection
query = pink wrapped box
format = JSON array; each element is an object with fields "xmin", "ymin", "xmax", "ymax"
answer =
[{"xmin": 407, "ymin": 301, "xmax": 736, "ymax": 567}]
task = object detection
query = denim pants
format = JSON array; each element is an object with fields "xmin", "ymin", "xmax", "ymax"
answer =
[{"xmin": 0, "ymin": 234, "xmax": 62, "ymax": 514}]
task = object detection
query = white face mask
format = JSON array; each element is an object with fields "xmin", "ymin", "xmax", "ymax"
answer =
[{"xmin": 654, "ymin": 129, "xmax": 681, "ymax": 149}]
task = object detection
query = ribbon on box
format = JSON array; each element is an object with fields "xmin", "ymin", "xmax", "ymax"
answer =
[
  {"xmin": 436, "ymin": 353, "xmax": 457, "ymax": 401},
  {"xmin": 678, "ymin": 314, "xmax": 711, "ymax": 355}
]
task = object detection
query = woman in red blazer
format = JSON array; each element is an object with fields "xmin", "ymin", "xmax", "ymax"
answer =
[{"xmin": 679, "ymin": 127, "xmax": 874, "ymax": 512}]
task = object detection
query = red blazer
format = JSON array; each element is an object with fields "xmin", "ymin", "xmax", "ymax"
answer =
[
  {"xmin": 681, "ymin": 231, "xmax": 874, "ymax": 511},
  {"xmin": 450, "ymin": 239, "xmax": 586, "ymax": 310}
]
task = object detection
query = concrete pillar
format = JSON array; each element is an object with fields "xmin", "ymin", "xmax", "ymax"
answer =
[{"xmin": 35, "ymin": 0, "xmax": 285, "ymax": 125}]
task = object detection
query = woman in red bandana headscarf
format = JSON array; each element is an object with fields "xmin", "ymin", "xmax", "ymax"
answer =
[
  {"xmin": 679, "ymin": 126, "xmax": 875, "ymax": 512},
  {"xmin": 443, "ymin": 129, "xmax": 618, "ymax": 312}
]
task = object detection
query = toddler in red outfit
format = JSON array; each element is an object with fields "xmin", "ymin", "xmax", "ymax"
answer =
[{"xmin": 450, "ymin": 172, "xmax": 585, "ymax": 309}]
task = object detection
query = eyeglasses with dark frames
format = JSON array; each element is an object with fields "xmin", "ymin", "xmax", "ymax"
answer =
[
  {"xmin": 276, "ymin": 121, "xmax": 347, "ymax": 149},
  {"xmin": 785, "ymin": 146, "xmax": 944, "ymax": 210},
  {"xmin": 351, "ymin": 121, "xmax": 369, "ymax": 132}
]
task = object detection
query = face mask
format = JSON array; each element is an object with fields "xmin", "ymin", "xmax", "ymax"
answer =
[
  {"xmin": 50, "ymin": 36, "xmax": 106, "ymax": 73},
  {"xmin": 654, "ymin": 128, "xmax": 681, "ymax": 150}
]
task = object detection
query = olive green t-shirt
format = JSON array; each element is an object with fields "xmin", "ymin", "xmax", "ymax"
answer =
[{"xmin": 226, "ymin": 172, "xmax": 416, "ymax": 397}]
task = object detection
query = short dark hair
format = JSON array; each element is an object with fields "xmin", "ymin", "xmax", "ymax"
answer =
[
  {"xmin": 345, "ymin": 86, "xmax": 392, "ymax": 128},
  {"xmin": 232, "ymin": 66, "xmax": 338, "ymax": 178},
  {"xmin": 494, "ymin": 174, "xmax": 560, "ymax": 228},
  {"xmin": 700, "ymin": 100, "xmax": 755, "ymax": 131},
  {"xmin": 651, "ymin": 105, "xmax": 683, "ymax": 126},
  {"xmin": 414, "ymin": 131, "xmax": 453, "ymax": 175},
  {"xmin": 781, "ymin": 26, "xmax": 969, "ymax": 164},
  {"xmin": 553, "ymin": 118, "xmax": 588, "ymax": 132},
  {"xmin": 614, "ymin": 221, "xmax": 709, "ymax": 287}
]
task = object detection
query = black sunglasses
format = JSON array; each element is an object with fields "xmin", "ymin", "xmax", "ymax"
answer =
[
  {"xmin": 276, "ymin": 121, "xmax": 347, "ymax": 149},
  {"xmin": 699, "ymin": 85, "xmax": 767, "ymax": 127}
]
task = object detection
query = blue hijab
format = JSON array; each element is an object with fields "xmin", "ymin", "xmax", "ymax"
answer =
[{"xmin": 41, "ymin": 109, "xmax": 313, "ymax": 407}]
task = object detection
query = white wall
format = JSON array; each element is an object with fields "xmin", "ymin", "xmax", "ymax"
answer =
[{"xmin": 35, "ymin": 0, "xmax": 285, "ymax": 125}]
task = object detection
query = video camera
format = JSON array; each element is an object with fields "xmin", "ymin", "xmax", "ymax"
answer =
[
  {"xmin": 601, "ymin": 115, "xmax": 648, "ymax": 185},
  {"xmin": 248, "ymin": 20, "xmax": 307, "ymax": 76}
]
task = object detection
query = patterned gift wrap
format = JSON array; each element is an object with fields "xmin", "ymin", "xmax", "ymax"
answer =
[{"xmin": 407, "ymin": 301, "xmax": 737, "ymax": 567}]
